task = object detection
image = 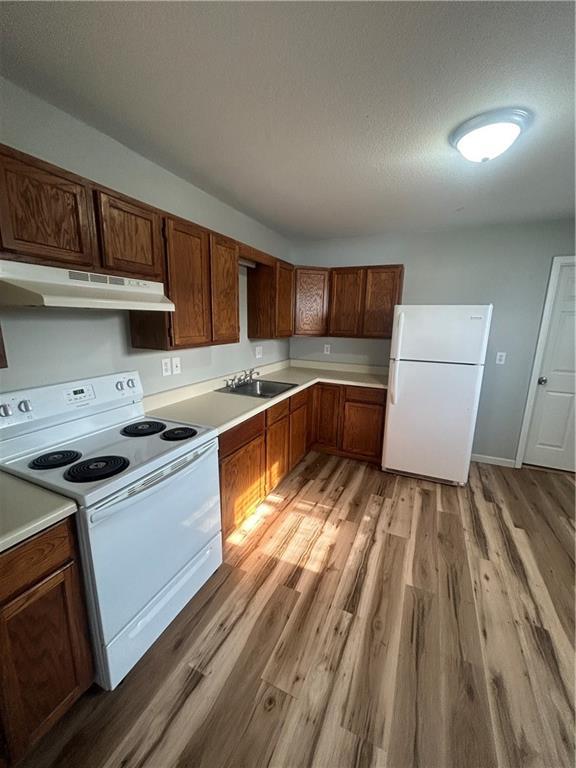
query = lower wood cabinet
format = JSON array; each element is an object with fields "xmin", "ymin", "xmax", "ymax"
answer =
[
  {"xmin": 289, "ymin": 404, "xmax": 307, "ymax": 469},
  {"xmin": 266, "ymin": 415, "xmax": 290, "ymax": 492},
  {"xmin": 0, "ymin": 520, "xmax": 93, "ymax": 765},
  {"xmin": 312, "ymin": 384, "xmax": 343, "ymax": 448},
  {"xmin": 311, "ymin": 383, "xmax": 386, "ymax": 463},
  {"xmin": 218, "ymin": 384, "xmax": 386, "ymax": 538}
]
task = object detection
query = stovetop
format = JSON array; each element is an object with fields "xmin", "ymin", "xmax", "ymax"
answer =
[{"xmin": 1, "ymin": 416, "xmax": 217, "ymax": 507}]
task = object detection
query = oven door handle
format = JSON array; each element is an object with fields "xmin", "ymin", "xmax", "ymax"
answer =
[{"xmin": 89, "ymin": 440, "xmax": 217, "ymax": 524}]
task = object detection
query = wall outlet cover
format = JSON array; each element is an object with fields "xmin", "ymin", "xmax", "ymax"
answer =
[
  {"xmin": 496, "ymin": 352, "xmax": 507, "ymax": 365},
  {"xmin": 324, "ymin": 344, "xmax": 331, "ymax": 354},
  {"xmin": 161, "ymin": 358, "xmax": 172, "ymax": 376},
  {"xmin": 255, "ymin": 345, "xmax": 263, "ymax": 359},
  {"xmin": 172, "ymin": 357, "xmax": 181, "ymax": 375}
]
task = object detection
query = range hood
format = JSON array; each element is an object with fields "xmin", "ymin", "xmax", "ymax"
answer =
[{"xmin": 0, "ymin": 260, "xmax": 175, "ymax": 312}]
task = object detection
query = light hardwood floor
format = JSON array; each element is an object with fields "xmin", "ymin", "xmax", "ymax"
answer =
[{"xmin": 22, "ymin": 453, "xmax": 575, "ymax": 768}]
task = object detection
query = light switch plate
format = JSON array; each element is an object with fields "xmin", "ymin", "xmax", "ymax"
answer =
[
  {"xmin": 172, "ymin": 357, "xmax": 181, "ymax": 375},
  {"xmin": 161, "ymin": 358, "xmax": 172, "ymax": 376},
  {"xmin": 324, "ymin": 344, "xmax": 331, "ymax": 354},
  {"xmin": 255, "ymin": 345, "xmax": 263, "ymax": 359},
  {"xmin": 496, "ymin": 352, "xmax": 507, "ymax": 365}
]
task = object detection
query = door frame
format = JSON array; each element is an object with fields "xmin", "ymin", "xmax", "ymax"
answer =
[{"xmin": 515, "ymin": 254, "xmax": 575, "ymax": 468}]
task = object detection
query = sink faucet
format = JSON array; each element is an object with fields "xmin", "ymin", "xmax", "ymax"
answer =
[{"xmin": 224, "ymin": 369, "xmax": 260, "ymax": 390}]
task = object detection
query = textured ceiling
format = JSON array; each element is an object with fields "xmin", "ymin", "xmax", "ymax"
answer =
[{"xmin": 0, "ymin": 2, "xmax": 574, "ymax": 239}]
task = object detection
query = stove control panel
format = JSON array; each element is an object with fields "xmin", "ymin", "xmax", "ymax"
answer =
[
  {"xmin": 65, "ymin": 384, "xmax": 96, "ymax": 404},
  {"xmin": 0, "ymin": 371, "xmax": 144, "ymax": 437}
]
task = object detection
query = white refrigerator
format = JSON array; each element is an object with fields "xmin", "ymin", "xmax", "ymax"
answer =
[{"xmin": 382, "ymin": 305, "xmax": 493, "ymax": 485}]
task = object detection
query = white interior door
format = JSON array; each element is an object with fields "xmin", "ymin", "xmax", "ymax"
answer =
[{"xmin": 524, "ymin": 261, "xmax": 575, "ymax": 471}]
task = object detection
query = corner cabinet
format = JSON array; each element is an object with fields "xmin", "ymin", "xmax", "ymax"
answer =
[
  {"xmin": 0, "ymin": 149, "xmax": 98, "ymax": 269},
  {"xmin": 95, "ymin": 191, "xmax": 164, "ymax": 280},
  {"xmin": 0, "ymin": 520, "xmax": 93, "ymax": 765}
]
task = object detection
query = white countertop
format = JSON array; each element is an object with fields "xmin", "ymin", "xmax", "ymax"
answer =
[
  {"xmin": 0, "ymin": 471, "xmax": 77, "ymax": 554},
  {"xmin": 151, "ymin": 365, "xmax": 387, "ymax": 434}
]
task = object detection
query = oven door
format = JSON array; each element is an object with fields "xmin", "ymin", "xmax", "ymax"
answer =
[{"xmin": 84, "ymin": 438, "xmax": 221, "ymax": 651}]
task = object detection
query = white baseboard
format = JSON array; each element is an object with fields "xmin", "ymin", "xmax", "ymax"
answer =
[{"xmin": 471, "ymin": 453, "xmax": 516, "ymax": 468}]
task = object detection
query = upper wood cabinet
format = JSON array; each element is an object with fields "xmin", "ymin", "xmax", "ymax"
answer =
[
  {"xmin": 165, "ymin": 218, "xmax": 212, "ymax": 347},
  {"xmin": 326, "ymin": 265, "xmax": 404, "ymax": 339},
  {"xmin": 361, "ymin": 266, "xmax": 404, "ymax": 338},
  {"xmin": 247, "ymin": 258, "xmax": 295, "ymax": 339},
  {"xmin": 328, "ymin": 268, "xmax": 365, "ymax": 336},
  {"xmin": 130, "ymin": 225, "xmax": 240, "ymax": 350},
  {"xmin": 0, "ymin": 149, "xmax": 97, "ymax": 269},
  {"xmin": 275, "ymin": 261, "xmax": 295, "ymax": 337},
  {"xmin": 96, "ymin": 191, "xmax": 164, "ymax": 280},
  {"xmin": 210, "ymin": 234, "xmax": 240, "ymax": 344},
  {"xmin": 294, "ymin": 267, "xmax": 329, "ymax": 336}
]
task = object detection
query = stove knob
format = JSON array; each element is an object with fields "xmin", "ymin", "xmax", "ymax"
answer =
[
  {"xmin": 0, "ymin": 403, "xmax": 12, "ymax": 417},
  {"xmin": 115, "ymin": 381, "xmax": 125, "ymax": 391},
  {"xmin": 17, "ymin": 399, "xmax": 32, "ymax": 413},
  {"xmin": 127, "ymin": 378, "xmax": 136, "ymax": 389}
]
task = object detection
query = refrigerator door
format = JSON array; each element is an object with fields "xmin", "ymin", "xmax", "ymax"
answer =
[
  {"xmin": 390, "ymin": 305, "xmax": 493, "ymax": 364},
  {"xmin": 383, "ymin": 359, "xmax": 484, "ymax": 484}
]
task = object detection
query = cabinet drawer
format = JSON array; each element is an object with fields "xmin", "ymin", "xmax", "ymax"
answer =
[
  {"xmin": 266, "ymin": 399, "xmax": 290, "ymax": 426},
  {"xmin": 0, "ymin": 520, "xmax": 74, "ymax": 604},
  {"xmin": 289, "ymin": 389, "xmax": 308, "ymax": 412},
  {"xmin": 219, "ymin": 413, "xmax": 265, "ymax": 459},
  {"xmin": 344, "ymin": 386, "xmax": 386, "ymax": 405}
]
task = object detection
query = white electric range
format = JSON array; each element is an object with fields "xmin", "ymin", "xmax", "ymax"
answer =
[{"xmin": 0, "ymin": 371, "xmax": 222, "ymax": 690}]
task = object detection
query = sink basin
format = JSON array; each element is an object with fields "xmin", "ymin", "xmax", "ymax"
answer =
[{"xmin": 217, "ymin": 379, "xmax": 297, "ymax": 398}]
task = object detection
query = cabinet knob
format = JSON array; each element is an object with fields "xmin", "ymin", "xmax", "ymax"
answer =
[{"xmin": 537, "ymin": 376, "xmax": 548, "ymax": 385}]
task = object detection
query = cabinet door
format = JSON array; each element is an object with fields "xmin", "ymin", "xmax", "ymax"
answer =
[
  {"xmin": 0, "ymin": 152, "xmax": 97, "ymax": 268},
  {"xmin": 361, "ymin": 266, "xmax": 404, "ymax": 338},
  {"xmin": 289, "ymin": 405, "xmax": 308, "ymax": 469},
  {"xmin": 210, "ymin": 234, "xmax": 239, "ymax": 344},
  {"xmin": 266, "ymin": 415, "xmax": 290, "ymax": 492},
  {"xmin": 97, "ymin": 191, "xmax": 163, "ymax": 279},
  {"xmin": 0, "ymin": 563, "xmax": 92, "ymax": 762},
  {"xmin": 313, "ymin": 384, "xmax": 342, "ymax": 448},
  {"xmin": 275, "ymin": 261, "xmax": 295, "ymax": 337},
  {"xmin": 165, "ymin": 218, "xmax": 212, "ymax": 347},
  {"xmin": 328, "ymin": 268, "xmax": 365, "ymax": 336},
  {"xmin": 294, "ymin": 267, "xmax": 329, "ymax": 335},
  {"xmin": 219, "ymin": 434, "xmax": 266, "ymax": 537},
  {"xmin": 341, "ymin": 401, "xmax": 385, "ymax": 460}
]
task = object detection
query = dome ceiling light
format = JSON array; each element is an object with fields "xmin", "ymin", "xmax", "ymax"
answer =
[{"xmin": 449, "ymin": 108, "xmax": 533, "ymax": 163}]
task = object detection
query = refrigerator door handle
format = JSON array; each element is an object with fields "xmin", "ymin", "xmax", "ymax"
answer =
[
  {"xmin": 391, "ymin": 310, "xmax": 405, "ymax": 360},
  {"xmin": 389, "ymin": 360, "xmax": 399, "ymax": 405}
]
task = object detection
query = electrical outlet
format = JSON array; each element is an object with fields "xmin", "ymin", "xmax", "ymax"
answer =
[
  {"xmin": 161, "ymin": 358, "xmax": 172, "ymax": 376},
  {"xmin": 172, "ymin": 357, "xmax": 181, "ymax": 375},
  {"xmin": 255, "ymin": 345, "xmax": 263, "ymax": 359},
  {"xmin": 496, "ymin": 352, "xmax": 507, "ymax": 365},
  {"xmin": 324, "ymin": 344, "xmax": 331, "ymax": 355}
]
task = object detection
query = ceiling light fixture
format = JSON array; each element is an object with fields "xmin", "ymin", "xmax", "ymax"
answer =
[{"xmin": 449, "ymin": 107, "xmax": 533, "ymax": 163}]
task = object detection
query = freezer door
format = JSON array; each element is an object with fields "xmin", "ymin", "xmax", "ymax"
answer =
[
  {"xmin": 383, "ymin": 360, "xmax": 484, "ymax": 484},
  {"xmin": 390, "ymin": 305, "xmax": 492, "ymax": 364}
]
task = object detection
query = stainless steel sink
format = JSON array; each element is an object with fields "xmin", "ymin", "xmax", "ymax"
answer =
[{"xmin": 216, "ymin": 379, "xmax": 297, "ymax": 398}]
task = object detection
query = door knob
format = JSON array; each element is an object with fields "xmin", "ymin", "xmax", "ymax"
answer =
[{"xmin": 537, "ymin": 376, "xmax": 548, "ymax": 385}]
